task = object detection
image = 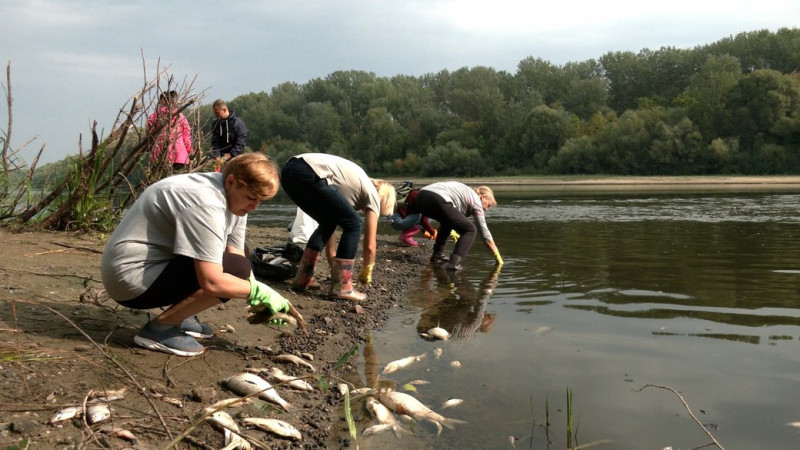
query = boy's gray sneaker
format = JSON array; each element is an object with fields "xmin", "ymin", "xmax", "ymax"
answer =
[
  {"xmin": 180, "ymin": 315, "xmax": 214, "ymax": 339},
  {"xmin": 134, "ymin": 321, "xmax": 205, "ymax": 357}
]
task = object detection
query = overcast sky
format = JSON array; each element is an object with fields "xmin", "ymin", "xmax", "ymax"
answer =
[{"xmin": 1, "ymin": 0, "xmax": 797, "ymax": 164}]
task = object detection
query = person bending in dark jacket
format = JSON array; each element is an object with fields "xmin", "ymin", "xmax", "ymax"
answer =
[{"xmin": 211, "ymin": 99, "xmax": 247, "ymax": 163}]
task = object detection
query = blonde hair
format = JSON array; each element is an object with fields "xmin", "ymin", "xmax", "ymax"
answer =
[
  {"xmin": 475, "ymin": 186, "xmax": 497, "ymax": 207},
  {"xmin": 372, "ymin": 179, "xmax": 396, "ymax": 216},
  {"xmin": 223, "ymin": 153, "xmax": 280, "ymax": 200}
]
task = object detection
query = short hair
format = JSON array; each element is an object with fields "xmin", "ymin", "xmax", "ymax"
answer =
[
  {"xmin": 212, "ymin": 99, "xmax": 228, "ymax": 110},
  {"xmin": 223, "ymin": 153, "xmax": 280, "ymax": 200},
  {"xmin": 475, "ymin": 186, "xmax": 496, "ymax": 207},
  {"xmin": 372, "ymin": 179, "xmax": 396, "ymax": 216}
]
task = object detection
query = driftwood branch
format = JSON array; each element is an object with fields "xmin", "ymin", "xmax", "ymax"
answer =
[{"xmin": 636, "ymin": 384, "xmax": 725, "ymax": 450}]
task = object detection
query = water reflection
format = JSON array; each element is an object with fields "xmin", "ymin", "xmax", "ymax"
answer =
[{"xmin": 414, "ymin": 266, "xmax": 500, "ymax": 342}]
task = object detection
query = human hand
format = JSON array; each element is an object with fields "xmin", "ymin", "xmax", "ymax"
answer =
[
  {"xmin": 358, "ymin": 263, "xmax": 374, "ymax": 285},
  {"xmin": 493, "ymin": 249, "xmax": 504, "ymax": 266},
  {"xmin": 450, "ymin": 230, "xmax": 460, "ymax": 243},
  {"xmin": 248, "ymin": 276, "xmax": 290, "ymax": 314},
  {"xmin": 424, "ymin": 229, "xmax": 438, "ymax": 240}
]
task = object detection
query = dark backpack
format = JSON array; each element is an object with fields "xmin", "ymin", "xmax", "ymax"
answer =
[{"xmin": 249, "ymin": 242, "xmax": 304, "ymax": 281}]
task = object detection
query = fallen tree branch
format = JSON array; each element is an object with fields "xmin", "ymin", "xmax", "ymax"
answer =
[{"xmin": 636, "ymin": 384, "xmax": 725, "ymax": 450}]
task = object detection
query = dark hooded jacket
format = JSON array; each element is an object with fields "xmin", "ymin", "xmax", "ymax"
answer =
[{"xmin": 211, "ymin": 111, "xmax": 247, "ymax": 158}]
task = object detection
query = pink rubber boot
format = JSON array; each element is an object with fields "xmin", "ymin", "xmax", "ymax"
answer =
[{"xmin": 399, "ymin": 227, "xmax": 420, "ymax": 247}]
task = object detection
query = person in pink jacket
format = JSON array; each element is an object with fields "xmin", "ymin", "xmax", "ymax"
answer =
[{"xmin": 147, "ymin": 90, "xmax": 193, "ymax": 171}]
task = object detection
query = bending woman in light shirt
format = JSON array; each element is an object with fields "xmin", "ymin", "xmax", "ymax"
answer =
[{"xmin": 408, "ymin": 181, "xmax": 503, "ymax": 271}]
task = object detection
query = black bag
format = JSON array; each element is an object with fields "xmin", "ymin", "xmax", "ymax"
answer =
[{"xmin": 249, "ymin": 242, "xmax": 304, "ymax": 281}]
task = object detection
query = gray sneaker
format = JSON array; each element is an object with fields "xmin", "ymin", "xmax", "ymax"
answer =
[
  {"xmin": 180, "ymin": 315, "xmax": 214, "ymax": 339},
  {"xmin": 134, "ymin": 321, "xmax": 205, "ymax": 357}
]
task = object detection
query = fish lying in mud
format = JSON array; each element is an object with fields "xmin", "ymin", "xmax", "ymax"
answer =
[
  {"xmin": 243, "ymin": 417, "xmax": 302, "ymax": 441},
  {"xmin": 50, "ymin": 406, "xmax": 83, "ymax": 424},
  {"xmin": 91, "ymin": 387, "xmax": 127, "ymax": 402},
  {"xmin": 195, "ymin": 397, "xmax": 254, "ymax": 420},
  {"xmin": 86, "ymin": 403, "xmax": 111, "ymax": 424},
  {"xmin": 363, "ymin": 396, "xmax": 409, "ymax": 438},
  {"xmin": 378, "ymin": 390, "xmax": 466, "ymax": 433},
  {"xmin": 206, "ymin": 410, "xmax": 252, "ymax": 450},
  {"xmin": 382, "ymin": 353, "xmax": 426, "ymax": 374},
  {"xmin": 222, "ymin": 372, "xmax": 291, "ymax": 412},
  {"xmin": 274, "ymin": 354, "xmax": 316, "ymax": 372},
  {"xmin": 266, "ymin": 367, "xmax": 316, "ymax": 392},
  {"xmin": 247, "ymin": 310, "xmax": 297, "ymax": 326}
]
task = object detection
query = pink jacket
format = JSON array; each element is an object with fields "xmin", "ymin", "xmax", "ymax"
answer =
[{"xmin": 147, "ymin": 106, "xmax": 193, "ymax": 165}]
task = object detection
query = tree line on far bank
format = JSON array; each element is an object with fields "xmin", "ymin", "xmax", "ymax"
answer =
[
  {"xmin": 208, "ymin": 27, "xmax": 799, "ymax": 177},
  {"xmin": 23, "ymin": 26, "xmax": 800, "ymax": 192}
]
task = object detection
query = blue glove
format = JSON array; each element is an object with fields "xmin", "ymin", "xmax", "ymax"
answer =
[{"xmin": 248, "ymin": 276, "xmax": 289, "ymax": 314}]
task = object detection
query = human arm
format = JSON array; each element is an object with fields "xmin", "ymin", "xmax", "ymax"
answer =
[
  {"xmin": 210, "ymin": 121, "xmax": 223, "ymax": 158},
  {"xmin": 358, "ymin": 209, "xmax": 379, "ymax": 284},
  {"xmin": 179, "ymin": 114, "xmax": 193, "ymax": 156},
  {"xmin": 230, "ymin": 119, "xmax": 247, "ymax": 157},
  {"xmin": 472, "ymin": 211, "xmax": 502, "ymax": 265},
  {"xmin": 420, "ymin": 216, "xmax": 436, "ymax": 237},
  {"xmin": 485, "ymin": 239, "xmax": 503, "ymax": 266}
]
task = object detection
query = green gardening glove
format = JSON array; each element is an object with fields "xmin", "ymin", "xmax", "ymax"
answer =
[{"xmin": 248, "ymin": 275, "xmax": 290, "ymax": 314}]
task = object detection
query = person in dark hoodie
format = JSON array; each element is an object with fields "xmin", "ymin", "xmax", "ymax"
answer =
[{"xmin": 211, "ymin": 99, "xmax": 247, "ymax": 163}]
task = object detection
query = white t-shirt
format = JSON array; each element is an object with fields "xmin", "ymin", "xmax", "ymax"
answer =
[
  {"xmin": 101, "ymin": 172, "xmax": 246, "ymax": 301},
  {"xmin": 421, "ymin": 181, "xmax": 494, "ymax": 242},
  {"xmin": 295, "ymin": 153, "xmax": 380, "ymax": 214}
]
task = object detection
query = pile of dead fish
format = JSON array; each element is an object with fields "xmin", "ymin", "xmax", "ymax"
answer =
[
  {"xmin": 47, "ymin": 352, "xmax": 318, "ymax": 448},
  {"xmin": 350, "ymin": 324, "xmax": 468, "ymax": 439},
  {"xmin": 207, "ymin": 352, "xmax": 318, "ymax": 447},
  {"xmin": 48, "ymin": 387, "xmax": 141, "ymax": 444}
]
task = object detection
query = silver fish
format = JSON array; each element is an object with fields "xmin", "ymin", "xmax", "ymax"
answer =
[
  {"xmin": 90, "ymin": 387, "xmax": 127, "ymax": 402},
  {"xmin": 86, "ymin": 403, "xmax": 111, "ymax": 424},
  {"xmin": 243, "ymin": 417, "xmax": 302, "ymax": 441},
  {"xmin": 206, "ymin": 410, "xmax": 252, "ymax": 450},
  {"xmin": 382, "ymin": 353, "xmax": 426, "ymax": 374},
  {"xmin": 267, "ymin": 367, "xmax": 315, "ymax": 392},
  {"xmin": 427, "ymin": 326, "xmax": 450, "ymax": 340},
  {"xmin": 378, "ymin": 390, "xmax": 466, "ymax": 432},
  {"xmin": 351, "ymin": 387, "xmax": 376, "ymax": 395},
  {"xmin": 274, "ymin": 354, "xmax": 316, "ymax": 372},
  {"xmin": 49, "ymin": 406, "xmax": 82, "ymax": 424},
  {"xmin": 365, "ymin": 396, "xmax": 408, "ymax": 438},
  {"xmin": 222, "ymin": 372, "xmax": 291, "ymax": 412},
  {"xmin": 440, "ymin": 398, "xmax": 464, "ymax": 409}
]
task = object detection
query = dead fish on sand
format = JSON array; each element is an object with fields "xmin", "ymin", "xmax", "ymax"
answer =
[
  {"xmin": 382, "ymin": 353, "xmax": 426, "ymax": 374},
  {"xmin": 90, "ymin": 387, "xmax": 127, "ymax": 402},
  {"xmin": 275, "ymin": 353, "xmax": 316, "ymax": 372},
  {"xmin": 378, "ymin": 390, "xmax": 466, "ymax": 433},
  {"xmin": 222, "ymin": 372, "xmax": 291, "ymax": 412},
  {"xmin": 206, "ymin": 410, "xmax": 252, "ymax": 450},
  {"xmin": 86, "ymin": 403, "xmax": 111, "ymax": 424},
  {"xmin": 247, "ymin": 310, "xmax": 297, "ymax": 326},
  {"xmin": 363, "ymin": 396, "xmax": 409, "ymax": 438},
  {"xmin": 50, "ymin": 406, "xmax": 83, "ymax": 424},
  {"xmin": 421, "ymin": 326, "xmax": 450, "ymax": 340},
  {"xmin": 243, "ymin": 417, "xmax": 302, "ymax": 441},
  {"xmin": 267, "ymin": 367, "xmax": 315, "ymax": 392}
]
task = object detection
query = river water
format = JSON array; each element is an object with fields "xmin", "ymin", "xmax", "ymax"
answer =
[{"xmin": 253, "ymin": 189, "xmax": 800, "ymax": 449}]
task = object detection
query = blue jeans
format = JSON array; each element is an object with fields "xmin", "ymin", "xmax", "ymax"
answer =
[
  {"xmin": 280, "ymin": 158, "xmax": 363, "ymax": 259},
  {"xmin": 388, "ymin": 213, "xmax": 422, "ymax": 231}
]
